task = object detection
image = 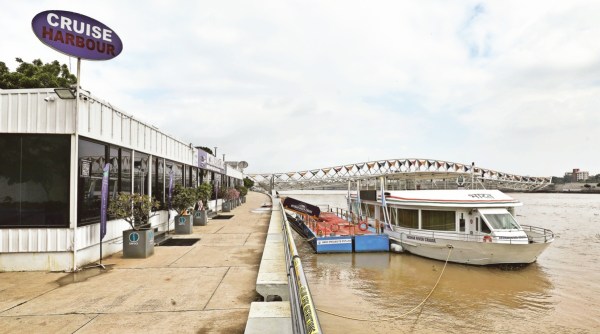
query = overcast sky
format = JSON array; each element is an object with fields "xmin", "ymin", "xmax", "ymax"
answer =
[{"xmin": 2, "ymin": 1, "xmax": 599, "ymax": 177}]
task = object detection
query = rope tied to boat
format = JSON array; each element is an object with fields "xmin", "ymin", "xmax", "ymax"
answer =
[{"xmin": 316, "ymin": 245, "xmax": 453, "ymax": 322}]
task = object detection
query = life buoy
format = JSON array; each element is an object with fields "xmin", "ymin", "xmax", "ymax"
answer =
[
  {"xmin": 358, "ymin": 222, "xmax": 369, "ymax": 231},
  {"xmin": 483, "ymin": 235, "xmax": 492, "ymax": 243},
  {"xmin": 330, "ymin": 223, "xmax": 340, "ymax": 232}
]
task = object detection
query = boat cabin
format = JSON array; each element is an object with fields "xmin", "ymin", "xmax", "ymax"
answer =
[{"xmin": 353, "ymin": 190, "xmax": 529, "ymax": 244}]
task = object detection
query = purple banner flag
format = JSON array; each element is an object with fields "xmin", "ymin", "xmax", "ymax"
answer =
[
  {"xmin": 100, "ymin": 163, "xmax": 110, "ymax": 240},
  {"xmin": 168, "ymin": 169, "xmax": 174, "ymax": 210}
]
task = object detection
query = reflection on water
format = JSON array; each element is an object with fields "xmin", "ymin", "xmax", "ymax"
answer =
[{"xmin": 296, "ymin": 193, "xmax": 600, "ymax": 333}]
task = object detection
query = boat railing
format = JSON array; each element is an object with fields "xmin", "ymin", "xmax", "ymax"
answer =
[
  {"xmin": 520, "ymin": 225, "xmax": 555, "ymax": 243},
  {"xmin": 400, "ymin": 229, "xmax": 486, "ymax": 243},
  {"xmin": 279, "ymin": 200, "xmax": 322, "ymax": 334},
  {"xmin": 397, "ymin": 228, "xmax": 546, "ymax": 244},
  {"xmin": 330, "ymin": 207, "xmax": 385, "ymax": 235}
]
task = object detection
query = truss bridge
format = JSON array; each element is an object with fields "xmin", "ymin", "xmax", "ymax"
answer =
[{"xmin": 248, "ymin": 158, "xmax": 552, "ymax": 192}]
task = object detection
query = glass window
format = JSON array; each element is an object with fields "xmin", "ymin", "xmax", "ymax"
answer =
[
  {"xmin": 482, "ymin": 213, "xmax": 519, "ymax": 230},
  {"xmin": 199, "ymin": 168, "xmax": 205, "ymax": 184},
  {"xmin": 0, "ymin": 134, "xmax": 70, "ymax": 228},
  {"xmin": 164, "ymin": 161, "xmax": 181, "ymax": 208},
  {"xmin": 422, "ymin": 210, "xmax": 455, "ymax": 231},
  {"xmin": 152, "ymin": 157, "xmax": 165, "ymax": 209},
  {"xmin": 398, "ymin": 209, "xmax": 418, "ymax": 228},
  {"xmin": 78, "ymin": 138, "xmax": 107, "ymax": 226},
  {"xmin": 120, "ymin": 149, "xmax": 132, "ymax": 194},
  {"xmin": 389, "ymin": 207, "xmax": 398, "ymax": 226},
  {"xmin": 133, "ymin": 152, "xmax": 149, "ymax": 196},
  {"xmin": 481, "ymin": 219, "xmax": 491, "ymax": 233},
  {"xmin": 109, "ymin": 146, "xmax": 119, "ymax": 200},
  {"xmin": 191, "ymin": 167, "xmax": 198, "ymax": 188},
  {"xmin": 167, "ymin": 161, "xmax": 183, "ymax": 187}
]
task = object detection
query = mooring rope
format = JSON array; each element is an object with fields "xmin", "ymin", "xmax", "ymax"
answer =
[{"xmin": 315, "ymin": 245, "xmax": 454, "ymax": 322}]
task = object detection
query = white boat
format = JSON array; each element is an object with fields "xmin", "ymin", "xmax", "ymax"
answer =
[{"xmin": 354, "ymin": 189, "xmax": 554, "ymax": 265}]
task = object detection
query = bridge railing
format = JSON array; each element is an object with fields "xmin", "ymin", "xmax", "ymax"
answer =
[{"xmin": 249, "ymin": 158, "xmax": 552, "ymax": 192}]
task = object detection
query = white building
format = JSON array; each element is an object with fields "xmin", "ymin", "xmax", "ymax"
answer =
[
  {"xmin": 565, "ymin": 168, "xmax": 589, "ymax": 182},
  {"xmin": 0, "ymin": 88, "xmax": 245, "ymax": 271}
]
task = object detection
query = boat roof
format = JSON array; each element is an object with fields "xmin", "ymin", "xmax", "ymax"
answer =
[{"xmin": 379, "ymin": 190, "xmax": 522, "ymax": 208}]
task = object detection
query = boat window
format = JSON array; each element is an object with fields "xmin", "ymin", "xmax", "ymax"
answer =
[
  {"xmin": 398, "ymin": 209, "xmax": 418, "ymax": 228},
  {"xmin": 389, "ymin": 208, "xmax": 398, "ymax": 226},
  {"xmin": 481, "ymin": 219, "xmax": 491, "ymax": 233},
  {"xmin": 482, "ymin": 213, "xmax": 520, "ymax": 230},
  {"xmin": 422, "ymin": 210, "xmax": 455, "ymax": 231}
]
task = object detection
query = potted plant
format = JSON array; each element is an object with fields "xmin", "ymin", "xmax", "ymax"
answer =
[
  {"xmin": 236, "ymin": 185, "xmax": 248, "ymax": 204},
  {"xmin": 108, "ymin": 192, "xmax": 158, "ymax": 258},
  {"xmin": 218, "ymin": 187, "xmax": 230, "ymax": 212},
  {"xmin": 193, "ymin": 183, "xmax": 212, "ymax": 226},
  {"xmin": 171, "ymin": 184, "xmax": 197, "ymax": 234},
  {"xmin": 223, "ymin": 188, "xmax": 239, "ymax": 212}
]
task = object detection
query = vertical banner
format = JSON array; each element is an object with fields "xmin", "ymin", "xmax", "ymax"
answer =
[
  {"xmin": 100, "ymin": 163, "xmax": 110, "ymax": 240},
  {"xmin": 168, "ymin": 169, "xmax": 174, "ymax": 210}
]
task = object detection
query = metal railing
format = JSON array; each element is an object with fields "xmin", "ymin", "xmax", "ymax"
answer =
[
  {"xmin": 388, "ymin": 225, "xmax": 554, "ymax": 244},
  {"xmin": 521, "ymin": 225, "xmax": 555, "ymax": 243},
  {"xmin": 279, "ymin": 200, "xmax": 322, "ymax": 334}
]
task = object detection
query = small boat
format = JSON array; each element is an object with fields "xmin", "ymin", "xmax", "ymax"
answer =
[
  {"xmin": 283, "ymin": 197, "xmax": 389, "ymax": 253},
  {"xmin": 353, "ymin": 189, "xmax": 554, "ymax": 265}
]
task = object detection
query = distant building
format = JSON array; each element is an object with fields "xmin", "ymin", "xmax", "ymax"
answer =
[{"xmin": 564, "ymin": 168, "xmax": 589, "ymax": 182}]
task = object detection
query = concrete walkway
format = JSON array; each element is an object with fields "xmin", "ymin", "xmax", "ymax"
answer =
[{"xmin": 0, "ymin": 192, "xmax": 271, "ymax": 334}]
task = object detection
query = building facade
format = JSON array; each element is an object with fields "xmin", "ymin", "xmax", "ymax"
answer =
[
  {"xmin": 0, "ymin": 88, "xmax": 244, "ymax": 271},
  {"xmin": 565, "ymin": 168, "xmax": 589, "ymax": 182}
]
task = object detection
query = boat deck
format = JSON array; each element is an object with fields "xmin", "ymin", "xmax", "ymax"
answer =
[
  {"xmin": 314, "ymin": 212, "xmax": 373, "ymax": 236},
  {"xmin": 291, "ymin": 212, "xmax": 389, "ymax": 253}
]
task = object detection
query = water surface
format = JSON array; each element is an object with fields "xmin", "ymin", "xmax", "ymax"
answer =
[{"xmin": 295, "ymin": 193, "xmax": 600, "ymax": 333}]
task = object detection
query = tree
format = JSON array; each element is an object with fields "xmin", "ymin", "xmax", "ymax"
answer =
[
  {"xmin": 0, "ymin": 58, "xmax": 77, "ymax": 89},
  {"xmin": 171, "ymin": 185, "xmax": 197, "ymax": 216},
  {"xmin": 108, "ymin": 192, "xmax": 158, "ymax": 230},
  {"xmin": 195, "ymin": 183, "xmax": 212, "ymax": 208},
  {"xmin": 243, "ymin": 177, "xmax": 255, "ymax": 189}
]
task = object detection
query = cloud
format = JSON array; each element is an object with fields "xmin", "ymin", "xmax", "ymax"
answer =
[{"xmin": 2, "ymin": 0, "xmax": 599, "ymax": 176}]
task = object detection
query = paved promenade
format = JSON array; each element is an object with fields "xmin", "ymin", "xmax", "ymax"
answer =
[{"xmin": 0, "ymin": 192, "xmax": 271, "ymax": 334}]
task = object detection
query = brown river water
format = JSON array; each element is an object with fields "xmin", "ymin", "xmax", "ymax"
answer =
[{"xmin": 293, "ymin": 193, "xmax": 600, "ymax": 333}]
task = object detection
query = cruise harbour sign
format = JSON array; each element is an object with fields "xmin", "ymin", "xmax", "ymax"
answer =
[
  {"xmin": 31, "ymin": 10, "xmax": 122, "ymax": 270},
  {"xmin": 32, "ymin": 10, "xmax": 123, "ymax": 60}
]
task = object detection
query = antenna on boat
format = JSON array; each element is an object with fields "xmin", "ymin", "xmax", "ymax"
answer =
[
  {"xmin": 347, "ymin": 180, "xmax": 352, "ymax": 218},
  {"xmin": 471, "ymin": 162, "xmax": 475, "ymax": 189},
  {"xmin": 356, "ymin": 180, "xmax": 363, "ymax": 220}
]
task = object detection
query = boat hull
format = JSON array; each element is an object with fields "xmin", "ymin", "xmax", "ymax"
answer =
[{"xmin": 387, "ymin": 229, "xmax": 551, "ymax": 265}]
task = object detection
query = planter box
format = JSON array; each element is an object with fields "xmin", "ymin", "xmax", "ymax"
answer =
[
  {"xmin": 222, "ymin": 201, "xmax": 231, "ymax": 212},
  {"xmin": 123, "ymin": 229, "xmax": 154, "ymax": 258},
  {"xmin": 175, "ymin": 214, "xmax": 193, "ymax": 234},
  {"xmin": 193, "ymin": 210, "xmax": 208, "ymax": 226}
]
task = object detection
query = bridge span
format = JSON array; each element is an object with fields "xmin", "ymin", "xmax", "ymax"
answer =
[{"xmin": 248, "ymin": 158, "xmax": 552, "ymax": 192}]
